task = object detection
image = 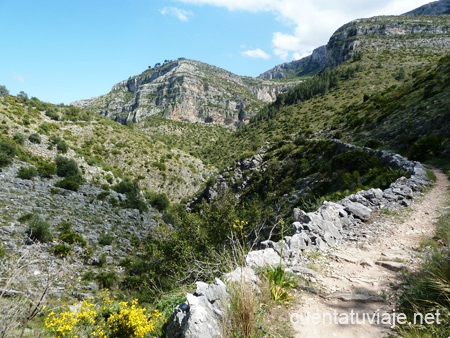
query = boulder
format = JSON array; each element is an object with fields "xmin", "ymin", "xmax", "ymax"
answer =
[
  {"xmin": 245, "ymin": 248, "xmax": 283, "ymax": 268},
  {"xmin": 165, "ymin": 279, "xmax": 229, "ymax": 338},
  {"xmin": 343, "ymin": 201, "xmax": 372, "ymax": 221}
]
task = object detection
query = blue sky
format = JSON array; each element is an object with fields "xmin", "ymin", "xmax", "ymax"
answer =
[{"xmin": 0, "ymin": 0, "xmax": 431, "ymax": 104}]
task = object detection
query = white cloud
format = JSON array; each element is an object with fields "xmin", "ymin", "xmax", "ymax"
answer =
[
  {"xmin": 242, "ymin": 48, "xmax": 271, "ymax": 59},
  {"xmin": 161, "ymin": 7, "xmax": 192, "ymax": 21},
  {"xmin": 178, "ymin": 0, "xmax": 432, "ymax": 60}
]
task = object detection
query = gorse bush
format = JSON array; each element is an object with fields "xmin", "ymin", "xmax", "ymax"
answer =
[{"xmin": 44, "ymin": 290, "xmax": 162, "ymax": 338}]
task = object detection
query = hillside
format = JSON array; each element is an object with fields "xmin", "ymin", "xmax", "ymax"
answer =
[
  {"xmin": 0, "ymin": 96, "xmax": 215, "ymax": 201},
  {"xmin": 1, "ymin": 3, "xmax": 450, "ymax": 337},
  {"xmin": 260, "ymin": 14, "xmax": 450, "ymax": 79},
  {"xmin": 73, "ymin": 58, "xmax": 299, "ymax": 127}
]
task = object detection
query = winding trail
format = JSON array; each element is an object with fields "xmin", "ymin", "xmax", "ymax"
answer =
[{"xmin": 291, "ymin": 170, "xmax": 449, "ymax": 338}]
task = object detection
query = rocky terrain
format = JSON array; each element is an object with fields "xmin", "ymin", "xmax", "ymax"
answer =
[
  {"xmin": 73, "ymin": 58, "xmax": 299, "ymax": 127},
  {"xmin": 259, "ymin": 14, "xmax": 450, "ymax": 79},
  {"xmin": 165, "ymin": 144, "xmax": 434, "ymax": 337},
  {"xmin": 1, "ymin": 1, "xmax": 450, "ymax": 337},
  {"xmin": 0, "ymin": 160, "xmax": 159, "ymax": 296}
]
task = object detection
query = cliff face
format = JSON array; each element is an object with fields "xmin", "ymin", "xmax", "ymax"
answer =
[
  {"xmin": 259, "ymin": 15, "xmax": 450, "ymax": 79},
  {"xmin": 404, "ymin": 0, "xmax": 450, "ymax": 15},
  {"xmin": 73, "ymin": 58, "xmax": 298, "ymax": 127}
]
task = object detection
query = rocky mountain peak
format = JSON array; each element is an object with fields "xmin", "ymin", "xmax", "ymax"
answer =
[
  {"xmin": 73, "ymin": 58, "xmax": 299, "ymax": 127},
  {"xmin": 404, "ymin": 0, "xmax": 450, "ymax": 15}
]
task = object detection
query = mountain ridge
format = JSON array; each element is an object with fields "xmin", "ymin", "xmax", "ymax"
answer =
[{"xmin": 73, "ymin": 58, "xmax": 299, "ymax": 127}]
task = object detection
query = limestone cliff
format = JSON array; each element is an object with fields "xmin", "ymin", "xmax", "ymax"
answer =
[
  {"xmin": 259, "ymin": 14, "xmax": 450, "ymax": 79},
  {"xmin": 73, "ymin": 58, "xmax": 298, "ymax": 127}
]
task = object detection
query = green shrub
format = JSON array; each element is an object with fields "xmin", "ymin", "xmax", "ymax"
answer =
[
  {"xmin": 57, "ymin": 222, "xmax": 87, "ymax": 246},
  {"xmin": 98, "ymin": 232, "xmax": 114, "ymax": 245},
  {"xmin": 51, "ymin": 243, "xmax": 72, "ymax": 257},
  {"xmin": 55, "ymin": 156, "xmax": 80, "ymax": 177},
  {"xmin": 0, "ymin": 152, "xmax": 13, "ymax": 167},
  {"xmin": 113, "ymin": 178, "xmax": 148, "ymax": 213},
  {"xmin": 25, "ymin": 214, "xmax": 53, "ymax": 243},
  {"xmin": 407, "ymin": 135, "xmax": 446, "ymax": 162},
  {"xmin": 13, "ymin": 133, "xmax": 26, "ymax": 145},
  {"xmin": 0, "ymin": 139, "xmax": 16, "ymax": 167},
  {"xmin": 55, "ymin": 174, "xmax": 83, "ymax": 191},
  {"xmin": 96, "ymin": 271, "xmax": 117, "ymax": 289},
  {"xmin": 37, "ymin": 161, "xmax": 57, "ymax": 178},
  {"xmin": 49, "ymin": 135, "xmax": 68, "ymax": 153},
  {"xmin": 45, "ymin": 110, "xmax": 60, "ymax": 121},
  {"xmin": 28, "ymin": 133, "xmax": 41, "ymax": 144},
  {"xmin": 16, "ymin": 166, "xmax": 38, "ymax": 180},
  {"xmin": 39, "ymin": 122, "xmax": 51, "ymax": 134},
  {"xmin": 145, "ymin": 191, "xmax": 170, "ymax": 211},
  {"xmin": 0, "ymin": 243, "xmax": 5, "ymax": 259}
]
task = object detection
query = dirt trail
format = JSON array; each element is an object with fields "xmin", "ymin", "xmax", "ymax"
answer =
[{"xmin": 291, "ymin": 170, "xmax": 449, "ymax": 338}]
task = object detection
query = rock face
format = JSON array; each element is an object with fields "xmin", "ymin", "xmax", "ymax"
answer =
[
  {"xmin": 165, "ymin": 279, "xmax": 229, "ymax": 338},
  {"xmin": 259, "ymin": 14, "xmax": 450, "ymax": 79},
  {"xmin": 73, "ymin": 58, "xmax": 299, "ymax": 127},
  {"xmin": 404, "ymin": 0, "xmax": 450, "ymax": 15}
]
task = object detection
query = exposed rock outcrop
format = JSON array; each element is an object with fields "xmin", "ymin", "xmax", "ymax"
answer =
[
  {"xmin": 73, "ymin": 58, "xmax": 299, "ymax": 128},
  {"xmin": 259, "ymin": 14, "xmax": 450, "ymax": 79},
  {"xmin": 404, "ymin": 0, "xmax": 450, "ymax": 15}
]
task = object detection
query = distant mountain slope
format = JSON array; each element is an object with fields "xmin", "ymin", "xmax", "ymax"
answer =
[
  {"xmin": 259, "ymin": 14, "xmax": 450, "ymax": 79},
  {"xmin": 404, "ymin": 0, "xmax": 450, "ymax": 15},
  {"xmin": 73, "ymin": 58, "xmax": 299, "ymax": 127}
]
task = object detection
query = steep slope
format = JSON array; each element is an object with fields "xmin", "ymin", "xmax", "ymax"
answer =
[
  {"xmin": 0, "ymin": 95, "xmax": 214, "ymax": 201},
  {"xmin": 259, "ymin": 14, "xmax": 450, "ymax": 79},
  {"xmin": 404, "ymin": 0, "xmax": 450, "ymax": 15},
  {"xmin": 73, "ymin": 58, "xmax": 299, "ymax": 127}
]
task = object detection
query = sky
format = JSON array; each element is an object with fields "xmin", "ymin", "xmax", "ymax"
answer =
[{"xmin": 0, "ymin": 0, "xmax": 432, "ymax": 104}]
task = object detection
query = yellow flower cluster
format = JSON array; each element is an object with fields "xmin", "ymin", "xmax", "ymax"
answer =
[
  {"xmin": 44, "ymin": 292, "xmax": 161, "ymax": 338},
  {"xmin": 232, "ymin": 219, "xmax": 248, "ymax": 231},
  {"xmin": 107, "ymin": 300, "xmax": 161, "ymax": 338}
]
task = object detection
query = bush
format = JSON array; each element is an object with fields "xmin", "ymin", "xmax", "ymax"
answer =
[
  {"xmin": 113, "ymin": 178, "xmax": 148, "ymax": 213},
  {"xmin": 145, "ymin": 191, "xmax": 170, "ymax": 211},
  {"xmin": 0, "ymin": 152, "xmax": 13, "ymax": 167},
  {"xmin": 16, "ymin": 166, "xmax": 38, "ymax": 180},
  {"xmin": 49, "ymin": 135, "xmax": 68, "ymax": 153},
  {"xmin": 44, "ymin": 291, "xmax": 162, "ymax": 337},
  {"xmin": 96, "ymin": 271, "xmax": 117, "ymax": 289},
  {"xmin": 0, "ymin": 140, "xmax": 16, "ymax": 167},
  {"xmin": 13, "ymin": 133, "xmax": 25, "ymax": 145},
  {"xmin": 55, "ymin": 156, "xmax": 80, "ymax": 177},
  {"xmin": 55, "ymin": 174, "xmax": 83, "ymax": 191},
  {"xmin": 98, "ymin": 232, "xmax": 114, "ymax": 245},
  {"xmin": 28, "ymin": 133, "xmax": 41, "ymax": 144},
  {"xmin": 51, "ymin": 243, "xmax": 72, "ymax": 257},
  {"xmin": 37, "ymin": 161, "xmax": 57, "ymax": 178},
  {"xmin": 58, "ymin": 221, "xmax": 86, "ymax": 246},
  {"xmin": 25, "ymin": 214, "xmax": 52, "ymax": 243},
  {"xmin": 407, "ymin": 135, "xmax": 446, "ymax": 162}
]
